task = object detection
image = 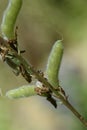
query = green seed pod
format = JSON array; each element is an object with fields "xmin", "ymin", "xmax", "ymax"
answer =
[
  {"xmin": 1, "ymin": 0, "xmax": 22, "ymax": 39},
  {"xmin": 6, "ymin": 85, "xmax": 36, "ymax": 99},
  {"xmin": 46, "ymin": 40, "xmax": 64, "ymax": 88}
]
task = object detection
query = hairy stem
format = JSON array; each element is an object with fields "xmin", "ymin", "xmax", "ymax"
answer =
[
  {"xmin": 7, "ymin": 48, "xmax": 87, "ymax": 127},
  {"xmin": 0, "ymin": 0, "xmax": 87, "ymax": 128}
]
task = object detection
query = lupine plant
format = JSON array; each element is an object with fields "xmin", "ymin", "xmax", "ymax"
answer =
[{"xmin": 0, "ymin": 0, "xmax": 87, "ymax": 128}]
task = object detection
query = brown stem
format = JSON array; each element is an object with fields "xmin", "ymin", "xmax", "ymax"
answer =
[
  {"xmin": 0, "ymin": 38, "xmax": 87, "ymax": 127},
  {"xmin": 14, "ymin": 55, "xmax": 87, "ymax": 127},
  {"xmin": 57, "ymin": 94, "xmax": 87, "ymax": 127}
]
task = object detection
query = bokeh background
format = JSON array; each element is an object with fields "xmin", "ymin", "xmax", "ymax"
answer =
[{"xmin": 0, "ymin": 0, "xmax": 87, "ymax": 130}]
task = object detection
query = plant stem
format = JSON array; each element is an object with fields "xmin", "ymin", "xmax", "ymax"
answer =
[
  {"xmin": 0, "ymin": 35, "xmax": 87, "ymax": 127},
  {"xmin": 9, "ymin": 49, "xmax": 87, "ymax": 127},
  {"xmin": 56, "ymin": 94, "xmax": 87, "ymax": 127},
  {"xmin": 0, "ymin": 0, "xmax": 87, "ymax": 127}
]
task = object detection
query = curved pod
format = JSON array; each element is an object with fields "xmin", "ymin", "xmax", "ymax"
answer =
[
  {"xmin": 46, "ymin": 40, "xmax": 63, "ymax": 88},
  {"xmin": 1, "ymin": 0, "xmax": 22, "ymax": 39},
  {"xmin": 6, "ymin": 85, "xmax": 36, "ymax": 99}
]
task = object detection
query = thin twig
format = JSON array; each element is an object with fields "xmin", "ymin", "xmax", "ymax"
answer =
[
  {"xmin": 0, "ymin": 37, "xmax": 87, "ymax": 127},
  {"xmin": 56, "ymin": 94, "xmax": 87, "ymax": 127}
]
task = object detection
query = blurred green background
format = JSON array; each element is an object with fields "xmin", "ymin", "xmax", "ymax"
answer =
[{"xmin": 0, "ymin": 0, "xmax": 87, "ymax": 130}]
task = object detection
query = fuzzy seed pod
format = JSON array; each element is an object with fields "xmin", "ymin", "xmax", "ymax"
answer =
[
  {"xmin": 6, "ymin": 85, "xmax": 36, "ymax": 99},
  {"xmin": 46, "ymin": 40, "xmax": 64, "ymax": 88},
  {"xmin": 1, "ymin": 0, "xmax": 22, "ymax": 39}
]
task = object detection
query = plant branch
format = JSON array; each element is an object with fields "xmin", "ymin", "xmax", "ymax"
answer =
[
  {"xmin": 56, "ymin": 94, "xmax": 87, "ymax": 127},
  {"xmin": 0, "ymin": 0, "xmax": 87, "ymax": 127},
  {"xmin": 0, "ymin": 39, "xmax": 87, "ymax": 127}
]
